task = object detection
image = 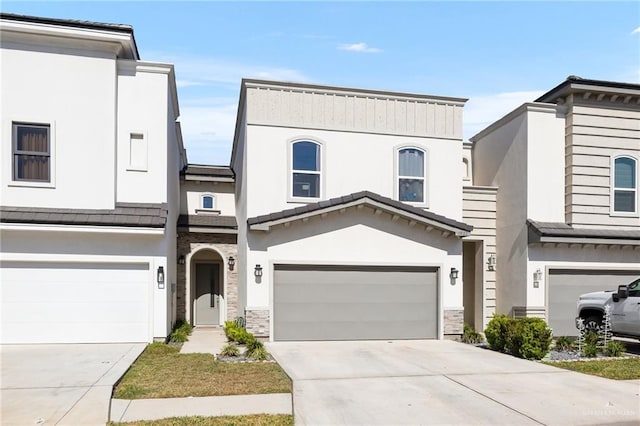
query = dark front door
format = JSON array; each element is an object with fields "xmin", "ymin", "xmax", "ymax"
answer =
[{"xmin": 195, "ymin": 263, "xmax": 220, "ymax": 325}]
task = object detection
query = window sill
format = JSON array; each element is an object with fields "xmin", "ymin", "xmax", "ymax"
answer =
[
  {"xmin": 8, "ymin": 181, "xmax": 55, "ymax": 189},
  {"xmin": 195, "ymin": 209, "xmax": 221, "ymax": 215},
  {"xmin": 287, "ymin": 196, "xmax": 321, "ymax": 204},
  {"xmin": 398, "ymin": 200, "xmax": 429, "ymax": 209},
  {"xmin": 610, "ymin": 211, "xmax": 639, "ymax": 218},
  {"xmin": 126, "ymin": 167, "xmax": 148, "ymax": 172}
]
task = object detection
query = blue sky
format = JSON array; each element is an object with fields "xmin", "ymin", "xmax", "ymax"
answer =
[{"xmin": 3, "ymin": 1, "xmax": 639, "ymax": 165}]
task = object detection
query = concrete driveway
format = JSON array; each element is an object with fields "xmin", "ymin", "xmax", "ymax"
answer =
[
  {"xmin": 1, "ymin": 343, "xmax": 145, "ymax": 425},
  {"xmin": 267, "ymin": 340, "xmax": 640, "ymax": 425}
]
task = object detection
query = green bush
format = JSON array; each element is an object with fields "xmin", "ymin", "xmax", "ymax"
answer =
[
  {"xmin": 245, "ymin": 338, "xmax": 264, "ymax": 355},
  {"xmin": 604, "ymin": 340, "xmax": 625, "ymax": 357},
  {"xmin": 247, "ymin": 346, "xmax": 269, "ymax": 361},
  {"xmin": 484, "ymin": 315, "xmax": 513, "ymax": 352},
  {"xmin": 584, "ymin": 332, "xmax": 599, "ymax": 346},
  {"xmin": 235, "ymin": 329, "xmax": 255, "ymax": 345},
  {"xmin": 507, "ymin": 318, "xmax": 552, "ymax": 360},
  {"xmin": 461, "ymin": 323, "xmax": 484, "ymax": 344},
  {"xmin": 554, "ymin": 336, "xmax": 574, "ymax": 351},
  {"xmin": 169, "ymin": 329, "xmax": 188, "ymax": 343},
  {"xmin": 220, "ymin": 344, "xmax": 240, "ymax": 357},
  {"xmin": 583, "ymin": 342, "xmax": 598, "ymax": 357}
]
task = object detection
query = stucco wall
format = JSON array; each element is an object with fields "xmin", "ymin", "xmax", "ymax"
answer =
[{"xmin": 180, "ymin": 181, "xmax": 236, "ymax": 216}]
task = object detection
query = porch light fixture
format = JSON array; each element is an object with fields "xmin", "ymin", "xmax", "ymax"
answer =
[
  {"xmin": 178, "ymin": 255, "xmax": 185, "ymax": 265},
  {"xmin": 487, "ymin": 253, "xmax": 496, "ymax": 271},
  {"xmin": 449, "ymin": 267, "xmax": 459, "ymax": 285},
  {"xmin": 533, "ymin": 269, "xmax": 542, "ymax": 288},
  {"xmin": 228, "ymin": 256, "xmax": 235, "ymax": 270},
  {"xmin": 254, "ymin": 264, "xmax": 263, "ymax": 278},
  {"xmin": 157, "ymin": 266, "xmax": 165, "ymax": 289}
]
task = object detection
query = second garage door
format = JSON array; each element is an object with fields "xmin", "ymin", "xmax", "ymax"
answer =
[
  {"xmin": 274, "ymin": 265, "xmax": 438, "ymax": 341},
  {"xmin": 548, "ymin": 269, "xmax": 640, "ymax": 336}
]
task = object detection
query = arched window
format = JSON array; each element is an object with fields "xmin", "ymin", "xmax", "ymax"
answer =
[
  {"xmin": 398, "ymin": 147, "xmax": 426, "ymax": 203},
  {"xmin": 613, "ymin": 156, "xmax": 637, "ymax": 213},
  {"xmin": 201, "ymin": 194, "xmax": 215, "ymax": 210},
  {"xmin": 291, "ymin": 141, "xmax": 321, "ymax": 199}
]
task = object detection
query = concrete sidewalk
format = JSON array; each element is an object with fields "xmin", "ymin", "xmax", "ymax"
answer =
[
  {"xmin": 180, "ymin": 326, "xmax": 228, "ymax": 355},
  {"xmin": 111, "ymin": 393, "xmax": 292, "ymax": 422}
]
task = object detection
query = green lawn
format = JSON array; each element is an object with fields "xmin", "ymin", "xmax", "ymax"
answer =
[
  {"xmin": 113, "ymin": 343, "xmax": 291, "ymax": 399},
  {"xmin": 110, "ymin": 414, "xmax": 294, "ymax": 426},
  {"xmin": 543, "ymin": 358, "xmax": 640, "ymax": 380}
]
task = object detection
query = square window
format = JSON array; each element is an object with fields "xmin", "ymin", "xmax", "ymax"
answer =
[
  {"xmin": 13, "ymin": 123, "xmax": 50, "ymax": 182},
  {"xmin": 293, "ymin": 173, "xmax": 320, "ymax": 198}
]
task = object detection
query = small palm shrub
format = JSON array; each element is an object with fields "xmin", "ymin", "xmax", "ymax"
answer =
[
  {"xmin": 461, "ymin": 323, "xmax": 484, "ymax": 344},
  {"xmin": 583, "ymin": 342, "xmax": 598, "ymax": 357},
  {"xmin": 169, "ymin": 319, "xmax": 193, "ymax": 342},
  {"xmin": 554, "ymin": 336, "xmax": 574, "ymax": 351},
  {"xmin": 247, "ymin": 346, "xmax": 269, "ymax": 361},
  {"xmin": 220, "ymin": 344, "xmax": 240, "ymax": 357},
  {"xmin": 245, "ymin": 339, "xmax": 264, "ymax": 354},
  {"xmin": 604, "ymin": 340, "xmax": 625, "ymax": 357}
]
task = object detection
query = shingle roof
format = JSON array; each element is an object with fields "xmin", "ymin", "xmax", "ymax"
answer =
[
  {"xmin": 248, "ymin": 190, "xmax": 473, "ymax": 235},
  {"xmin": 0, "ymin": 203, "xmax": 167, "ymax": 228},
  {"xmin": 181, "ymin": 164, "xmax": 235, "ymax": 180},
  {"xmin": 177, "ymin": 215, "xmax": 237, "ymax": 229},
  {"xmin": 536, "ymin": 75, "xmax": 640, "ymax": 103},
  {"xmin": 527, "ymin": 220, "xmax": 640, "ymax": 245}
]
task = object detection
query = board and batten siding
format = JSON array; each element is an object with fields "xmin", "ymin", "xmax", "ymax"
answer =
[
  {"xmin": 244, "ymin": 83, "xmax": 465, "ymax": 140},
  {"xmin": 463, "ymin": 186, "xmax": 497, "ymax": 325},
  {"xmin": 564, "ymin": 98, "xmax": 640, "ymax": 229}
]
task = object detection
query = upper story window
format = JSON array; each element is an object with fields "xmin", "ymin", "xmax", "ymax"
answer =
[
  {"xmin": 398, "ymin": 147, "xmax": 426, "ymax": 204},
  {"xmin": 291, "ymin": 140, "xmax": 321, "ymax": 199},
  {"xmin": 201, "ymin": 194, "xmax": 215, "ymax": 210},
  {"xmin": 13, "ymin": 123, "xmax": 50, "ymax": 182},
  {"xmin": 612, "ymin": 156, "xmax": 637, "ymax": 214}
]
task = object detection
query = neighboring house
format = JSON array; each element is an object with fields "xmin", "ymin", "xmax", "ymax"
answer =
[
  {"xmin": 0, "ymin": 14, "xmax": 185, "ymax": 343},
  {"xmin": 177, "ymin": 164, "xmax": 238, "ymax": 327},
  {"xmin": 471, "ymin": 76, "xmax": 640, "ymax": 336},
  {"xmin": 231, "ymin": 79, "xmax": 492, "ymax": 341}
]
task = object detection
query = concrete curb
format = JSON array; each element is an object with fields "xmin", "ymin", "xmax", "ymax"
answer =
[{"xmin": 110, "ymin": 393, "xmax": 293, "ymax": 422}]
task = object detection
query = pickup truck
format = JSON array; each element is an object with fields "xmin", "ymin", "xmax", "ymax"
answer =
[{"xmin": 576, "ymin": 277, "xmax": 640, "ymax": 340}]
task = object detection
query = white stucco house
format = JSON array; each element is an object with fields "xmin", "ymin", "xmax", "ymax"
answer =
[
  {"xmin": 0, "ymin": 13, "xmax": 185, "ymax": 343},
  {"xmin": 2, "ymin": 13, "xmax": 637, "ymax": 344},
  {"xmin": 471, "ymin": 76, "xmax": 640, "ymax": 336}
]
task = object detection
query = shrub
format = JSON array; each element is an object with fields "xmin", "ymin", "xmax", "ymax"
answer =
[
  {"xmin": 461, "ymin": 323, "xmax": 484, "ymax": 344},
  {"xmin": 484, "ymin": 315, "xmax": 513, "ymax": 352},
  {"xmin": 220, "ymin": 344, "xmax": 240, "ymax": 357},
  {"xmin": 247, "ymin": 346, "xmax": 269, "ymax": 361},
  {"xmin": 245, "ymin": 339, "xmax": 264, "ymax": 355},
  {"xmin": 604, "ymin": 340, "xmax": 625, "ymax": 357},
  {"xmin": 224, "ymin": 321, "xmax": 242, "ymax": 342},
  {"xmin": 554, "ymin": 336, "xmax": 574, "ymax": 352},
  {"xmin": 169, "ymin": 329, "xmax": 188, "ymax": 343},
  {"xmin": 235, "ymin": 329, "xmax": 255, "ymax": 345},
  {"xmin": 584, "ymin": 332, "xmax": 599, "ymax": 346},
  {"xmin": 583, "ymin": 342, "xmax": 598, "ymax": 357},
  {"xmin": 234, "ymin": 316, "xmax": 246, "ymax": 328},
  {"xmin": 507, "ymin": 318, "xmax": 552, "ymax": 360}
]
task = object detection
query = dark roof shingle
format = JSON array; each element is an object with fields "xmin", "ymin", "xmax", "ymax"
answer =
[{"xmin": 527, "ymin": 220, "xmax": 640, "ymax": 244}]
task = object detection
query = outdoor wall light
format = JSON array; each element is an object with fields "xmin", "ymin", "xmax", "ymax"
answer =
[
  {"xmin": 487, "ymin": 253, "xmax": 496, "ymax": 271},
  {"xmin": 254, "ymin": 264, "xmax": 263, "ymax": 278},
  {"xmin": 178, "ymin": 255, "xmax": 185, "ymax": 265},
  {"xmin": 157, "ymin": 266, "xmax": 165, "ymax": 289},
  {"xmin": 450, "ymin": 267, "xmax": 459, "ymax": 285},
  {"xmin": 228, "ymin": 256, "xmax": 235, "ymax": 271},
  {"xmin": 533, "ymin": 269, "xmax": 542, "ymax": 288}
]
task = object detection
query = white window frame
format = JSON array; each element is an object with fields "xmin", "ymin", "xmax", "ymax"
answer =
[
  {"xmin": 126, "ymin": 131, "xmax": 148, "ymax": 172},
  {"xmin": 611, "ymin": 155, "xmax": 638, "ymax": 217},
  {"xmin": 395, "ymin": 145, "xmax": 429, "ymax": 208},
  {"xmin": 196, "ymin": 193, "xmax": 220, "ymax": 214},
  {"xmin": 8, "ymin": 119, "xmax": 56, "ymax": 188},
  {"xmin": 288, "ymin": 138, "xmax": 323, "ymax": 202}
]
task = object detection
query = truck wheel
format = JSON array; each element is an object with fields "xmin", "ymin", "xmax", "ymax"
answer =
[{"xmin": 583, "ymin": 316, "xmax": 602, "ymax": 333}]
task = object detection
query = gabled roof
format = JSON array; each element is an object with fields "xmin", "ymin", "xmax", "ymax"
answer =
[
  {"xmin": 0, "ymin": 203, "xmax": 167, "ymax": 228},
  {"xmin": 181, "ymin": 164, "xmax": 235, "ymax": 182},
  {"xmin": 536, "ymin": 75, "xmax": 640, "ymax": 104},
  {"xmin": 248, "ymin": 191, "xmax": 473, "ymax": 237},
  {"xmin": 527, "ymin": 220, "xmax": 640, "ymax": 246}
]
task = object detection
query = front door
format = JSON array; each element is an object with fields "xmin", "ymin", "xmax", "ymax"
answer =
[{"xmin": 195, "ymin": 263, "xmax": 220, "ymax": 325}]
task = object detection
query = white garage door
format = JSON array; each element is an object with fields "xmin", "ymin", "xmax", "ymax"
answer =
[
  {"xmin": 548, "ymin": 269, "xmax": 640, "ymax": 336},
  {"xmin": 1, "ymin": 261, "xmax": 150, "ymax": 343},
  {"xmin": 274, "ymin": 265, "xmax": 438, "ymax": 341}
]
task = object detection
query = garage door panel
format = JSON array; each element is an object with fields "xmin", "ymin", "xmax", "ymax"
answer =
[
  {"xmin": 1, "ymin": 261, "xmax": 150, "ymax": 343},
  {"xmin": 548, "ymin": 270, "xmax": 640, "ymax": 337},
  {"xmin": 274, "ymin": 265, "xmax": 438, "ymax": 341}
]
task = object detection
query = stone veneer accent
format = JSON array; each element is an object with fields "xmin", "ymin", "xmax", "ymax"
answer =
[
  {"xmin": 444, "ymin": 309, "xmax": 464, "ymax": 335},
  {"xmin": 245, "ymin": 309, "xmax": 270, "ymax": 337},
  {"xmin": 177, "ymin": 232, "xmax": 238, "ymax": 323}
]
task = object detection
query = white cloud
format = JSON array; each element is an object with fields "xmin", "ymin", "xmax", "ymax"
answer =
[
  {"xmin": 338, "ymin": 42, "xmax": 382, "ymax": 53},
  {"xmin": 464, "ymin": 91, "xmax": 544, "ymax": 140},
  {"xmin": 180, "ymin": 103, "xmax": 238, "ymax": 165},
  {"xmin": 631, "ymin": 26, "xmax": 640, "ymax": 35}
]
